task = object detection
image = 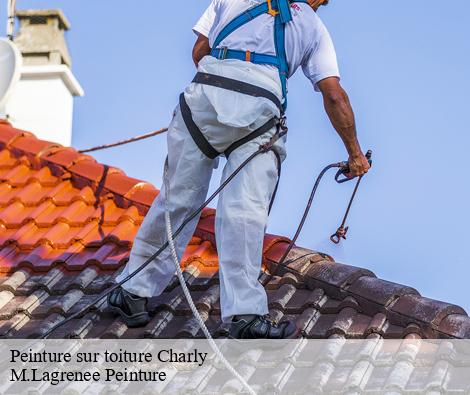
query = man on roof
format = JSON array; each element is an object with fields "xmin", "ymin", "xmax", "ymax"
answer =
[{"xmin": 108, "ymin": 0, "xmax": 370, "ymax": 339}]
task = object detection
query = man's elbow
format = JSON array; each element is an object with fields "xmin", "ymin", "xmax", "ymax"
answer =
[
  {"xmin": 318, "ymin": 78, "xmax": 349, "ymax": 107},
  {"xmin": 324, "ymin": 90, "xmax": 348, "ymax": 107},
  {"xmin": 192, "ymin": 34, "xmax": 211, "ymax": 67},
  {"xmin": 322, "ymin": 85, "xmax": 350, "ymax": 109},
  {"xmin": 192, "ymin": 45, "xmax": 203, "ymax": 67},
  {"xmin": 192, "ymin": 50, "xmax": 200, "ymax": 67}
]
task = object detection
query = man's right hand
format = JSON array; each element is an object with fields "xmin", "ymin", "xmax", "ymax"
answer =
[{"xmin": 347, "ymin": 153, "xmax": 371, "ymax": 178}]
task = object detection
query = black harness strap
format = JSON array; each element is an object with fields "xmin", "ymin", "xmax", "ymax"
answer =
[
  {"xmin": 224, "ymin": 117, "xmax": 278, "ymax": 158},
  {"xmin": 179, "ymin": 93, "xmax": 220, "ymax": 159},
  {"xmin": 179, "ymin": 92, "xmax": 280, "ymax": 160},
  {"xmin": 193, "ymin": 72, "xmax": 283, "ymax": 114}
]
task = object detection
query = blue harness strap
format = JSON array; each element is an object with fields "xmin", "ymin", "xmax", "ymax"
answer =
[
  {"xmin": 212, "ymin": 48, "xmax": 280, "ymax": 68},
  {"xmin": 274, "ymin": 10, "xmax": 289, "ymax": 109},
  {"xmin": 209, "ymin": 0, "xmax": 309, "ymax": 112},
  {"xmin": 212, "ymin": 2, "xmax": 269, "ymax": 50},
  {"xmin": 277, "ymin": 0, "xmax": 294, "ymax": 23}
]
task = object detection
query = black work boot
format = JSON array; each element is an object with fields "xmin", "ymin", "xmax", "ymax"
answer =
[
  {"xmin": 107, "ymin": 286, "xmax": 150, "ymax": 327},
  {"xmin": 229, "ymin": 315, "xmax": 300, "ymax": 339}
]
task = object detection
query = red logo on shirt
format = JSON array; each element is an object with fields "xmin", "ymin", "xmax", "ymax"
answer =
[{"xmin": 291, "ymin": 4, "xmax": 301, "ymax": 11}]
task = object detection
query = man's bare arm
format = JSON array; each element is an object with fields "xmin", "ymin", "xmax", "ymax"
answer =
[
  {"xmin": 317, "ymin": 77, "xmax": 370, "ymax": 177},
  {"xmin": 192, "ymin": 34, "xmax": 211, "ymax": 67}
]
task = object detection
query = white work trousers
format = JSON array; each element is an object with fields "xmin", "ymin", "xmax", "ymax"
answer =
[{"xmin": 117, "ymin": 60, "xmax": 286, "ymax": 322}]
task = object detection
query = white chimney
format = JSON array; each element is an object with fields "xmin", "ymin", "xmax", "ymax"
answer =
[{"xmin": 4, "ymin": 9, "xmax": 84, "ymax": 146}]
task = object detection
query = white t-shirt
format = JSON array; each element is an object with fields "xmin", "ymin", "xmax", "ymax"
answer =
[{"xmin": 193, "ymin": 0, "xmax": 340, "ymax": 91}]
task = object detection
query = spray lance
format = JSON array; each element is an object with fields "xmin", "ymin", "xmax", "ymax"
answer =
[
  {"xmin": 330, "ymin": 150, "xmax": 373, "ymax": 244},
  {"xmin": 274, "ymin": 149, "xmax": 373, "ymax": 271}
]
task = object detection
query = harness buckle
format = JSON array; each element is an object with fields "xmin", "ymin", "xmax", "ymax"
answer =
[
  {"xmin": 267, "ymin": 0, "xmax": 280, "ymax": 17},
  {"xmin": 275, "ymin": 116, "xmax": 288, "ymax": 139},
  {"xmin": 218, "ymin": 46, "xmax": 229, "ymax": 60}
]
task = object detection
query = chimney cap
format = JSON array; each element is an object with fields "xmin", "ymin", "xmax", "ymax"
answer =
[{"xmin": 15, "ymin": 9, "xmax": 71, "ymax": 30}]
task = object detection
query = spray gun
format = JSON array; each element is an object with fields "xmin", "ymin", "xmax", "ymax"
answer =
[{"xmin": 330, "ymin": 150, "xmax": 373, "ymax": 244}]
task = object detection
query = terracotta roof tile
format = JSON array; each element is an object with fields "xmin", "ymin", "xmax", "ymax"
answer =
[
  {"xmin": 304, "ymin": 261, "xmax": 375, "ymax": 299},
  {"xmin": 347, "ymin": 276, "xmax": 419, "ymax": 313},
  {"xmin": 124, "ymin": 186, "xmax": 158, "ymax": 207},
  {"xmin": 49, "ymin": 183, "xmax": 96, "ymax": 206},
  {"xmin": 438, "ymin": 314, "xmax": 470, "ymax": 338},
  {"xmin": 13, "ymin": 185, "xmax": 52, "ymax": 207},
  {"xmin": 103, "ymin": 173, "xmax": 144, "ymax": 197},
  {"xmin": 0, "ymin": 125, "xmax": 33, "ymax": 147},
  {"xmin": 388, "ymin": 294, "xmax": 466, "ymax": 331},
  {"xmin": 0, "ymin": 122, "xmax": 469, "ymax": 339},
  {"xmin": 0, "ymin": 149, "xmax": 21, "ymax": 168},
  {"xmin": 67, "ymin": 159, "xmax": 106, "ymax": 183},
  {"xmin": 8, "ymin": 135, "xmax": 59, "ymax": 158},
  {"xmin": 42, "ymin": 147, "xmax": 81, "ymax": 167}
]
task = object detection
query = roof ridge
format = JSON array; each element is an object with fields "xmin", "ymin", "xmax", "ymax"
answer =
[{"xmin": 267, "ymin": 247, "xmax": 470, "ymax": 339}]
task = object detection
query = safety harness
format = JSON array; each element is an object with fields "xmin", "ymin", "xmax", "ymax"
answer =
[{"xmin": 180, "ymin": 0, "xmax": 309, "ymax": 160}]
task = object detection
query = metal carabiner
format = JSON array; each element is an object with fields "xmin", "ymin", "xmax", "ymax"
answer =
[{"xmin": 330, "ymin": 150, "xmax": 373, "ymax": 244}]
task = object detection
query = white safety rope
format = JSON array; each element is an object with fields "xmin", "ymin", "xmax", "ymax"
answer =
[
  {"xmin": 163, "ymin": 158, "xmax": 257, "ymax": 395},
  {"xmin": 6, "ymin": 0, "xmax": 16, "ymax": 40}
]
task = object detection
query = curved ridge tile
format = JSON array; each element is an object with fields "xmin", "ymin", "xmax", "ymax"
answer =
[
  {"xmin": 388, "ymin": 294, "xmax": 467, "ymax": 336},
  {"xmin": 347, "ymin": 276, "xmax": 420, "ymax": 316},
  {"xmin": 305, "ymin": 261, "xmax": 375, "ymax": 299},
  {"xmin": 103, "ymin": 173, "xmax": 144, "ymax": 197},
  {"xmin": 68, "ymin": 159, "xmax": 105, "ymax": 182},
  {"xmin": 0, "ymin": 124, "xmax": 33, "ymax": 148},
  {"xmin": 9, "ymin": 135, "xmax": 59, "ymax": 157},
  {"xmin": 438, "ymin": 314, "xmax": 470, "ymax": 338},
  {"xmin": 43, "ymin": 147, "xmax": 81, "ymax": 167},
  {"xmin": 125, "ymin": 187, "xmax": 158, "ymax": 208}
]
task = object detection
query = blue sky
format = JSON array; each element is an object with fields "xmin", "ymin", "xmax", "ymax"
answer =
[{"xmin": 3, "ymin": 1, "xmax": 470, "ymax": 312}]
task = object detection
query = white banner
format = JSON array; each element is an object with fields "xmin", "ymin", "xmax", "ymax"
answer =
[{"xmin": 1, "ymin": 339, "xmax": 470, "ymax": 394}]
